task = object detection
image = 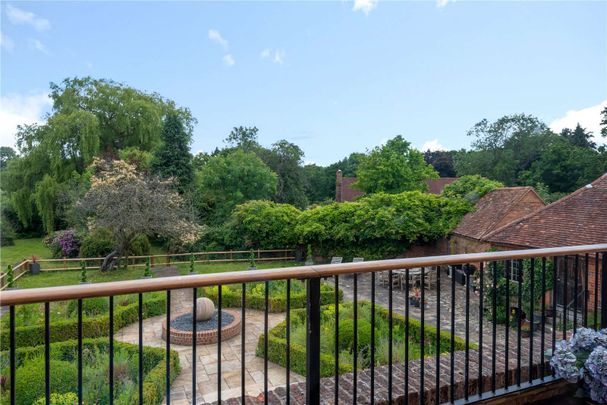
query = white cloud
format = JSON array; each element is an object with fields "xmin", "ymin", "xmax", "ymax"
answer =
[
  {"xmin": 222, "ymin": 53, "xmax": 235, "ymax": 67},
  {"xmin": 260, "ymin": 48, "xmax": 286, "ymax": 65},
  {"xmin": 436, "ymin": 0, "xmax": 454, "ymax": 8},
  {"xmin": 0, "ymin": 32, "xmax": 15, "ymax": 51},
  {"xmin": 353, "ymin": 0, "xmax": 378, "ymax": 15},
  {"xmin": 550, "ymin": 100, "xmax": 607, "ymax": 145},
  {"xmin": 29, "ymin": 38, "xmax": 50, "ymax": 55},
  {"xmin": 0, "ymin": 92, "xmax": 52, "ymax": 147},
  {"xmin": 5, "ymin": 4, "xmax": 50, "ymax": 31},
  {"xmin": 421, "ymin": 139, "xmax": 445, "ymax": 151},
  {"xmin": 208, "ymin": 29, "xmax": 229, "ymax": 49}
]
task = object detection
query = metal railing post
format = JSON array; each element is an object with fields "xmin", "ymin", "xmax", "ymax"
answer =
[
  {"xmin": 601, "ymin": 253, "xmax": 607, "ymax": 329},
  {"xmin": 306, "ymin": 277, "xmax": 321, "ymax": 405}
]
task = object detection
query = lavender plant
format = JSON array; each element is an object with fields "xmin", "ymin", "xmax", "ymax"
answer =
[{"xmin": 549, "ymin": 327, "xmax": 607, "ymax": 403}]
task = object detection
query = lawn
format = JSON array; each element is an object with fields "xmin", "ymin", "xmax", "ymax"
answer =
[
  {"xmin": 13, "ymin": 260, "xmax": 299, "ymax": 289},
  {"xmin": 0, "ymin": 238, "xmax": 52, "ymax": 269}
]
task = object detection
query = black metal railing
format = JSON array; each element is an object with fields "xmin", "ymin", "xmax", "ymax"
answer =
[{"xmin": 0, "ymin": 244, "xmax": 606, "ymax": 405}]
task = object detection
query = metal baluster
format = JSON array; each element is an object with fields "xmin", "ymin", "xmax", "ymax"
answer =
[
  {"xmin": 491, "ymin": 262, "xmax": 497, "ymax": 394},
  {"xmin": 334, "ymin": 276, "xmax": 339, "ymax": 405},
  {"xmin": 241, "ymin": 284, "xmax": 246, "ymax": 403},
  {"xmin": 264, "ymin": 281, "xmax": 269, "ymax": 405},
  {"xmin": 516, "ymin": 260, "xmax": 522, "ymax": 387},
  {"xmin": 465, "ymin": 264, "xmax": 470, "ymax": 400},
  {"xmin": 45, "ymin": 302, "xmax": 50, "ymax": 405},
  {"xmin": 306, "ymin": 278, "xmax": 321, "ymax": 405},
  {"xmin": 166, "ymin": 290, "xmax": 171, "ymax": 404},
  {"xmin": 405, "ymin": 269, "xmax": 410, "ymax": 405},
  {"xmin": 436, "ymin": 266, "xmax": 442, "ymax": 404},
  {"xmin": 552, "ymin": 257, "xmax": 557, "ymax": 360},
  {"xmin": 505, "ymin": 261, "xmax": 510, "ymax": 389},
  {"xmin": 584, "ymin": 253, "xmax": 589, "ymax": 327},
  {"xmin": 371, "ymin": 272, "xmax": 376, "ymax": 405},
  {"xmin": 286, "ymin": 279, "xmax": 291, "ymax": 405},
  {"xmin": 353, "ymin": 273, "xmax": 358, "ymax": 405},
  {"xmin": 478, "ymin": 262, "xmax": 484, "ymax": 397},
  {"xmin": 595, "ymin": 254, "xmax": 599, "ymax": 330},
  {"xmin": 191, "ymin": 289, "xmax": 196, "ymax": 404},
  {"xmin": 540, "ymin": 258, "xmax": 546, "ymax": 380},
  {"xmin": 139, "ymin": 293, "xmax": 144, "ymax": 405},
  {"xmin": 10, "ymin": 305, "xmax": 15, "ymax": 405},
  {"xmin": 601, "ymin": 253, "xmax": 607, "ymax": 329},
  {"xmin": 528, "ymin": 258, "xmax": 535, "ymax": 384},
  {"xmin": 218, "ymin": 285, "xmax": 222, "ymax": 403},
  {"xmin": 420, "ymin": 267, "xmax": 425, "ymax": 405},
  {"xmin": 450, "ymin": 266, "xmax": 455, "ymax": 403},
  {"xmin": 109, "ymin": 296, "xmax": 114, "ymax": 404},
  {"xmin": 563, "ymin": 256, "xmax": 568, "ymax": 340},
  {"xmin": 78, "ymin": 299, "xmax": 83, "ymax": 404},
  {"xmin": 388, "ymin": 271, "xmax": 393, "ymax": 405},
  {"xmin": 574, "ymin": 255, "xmax": 579, "ymax": 332}
]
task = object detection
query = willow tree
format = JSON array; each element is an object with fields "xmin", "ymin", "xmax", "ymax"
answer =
[
  {"xmin": 74, "ymin": 158, "xmax": 201, "ymax": 271},
  {"xmin": 5, "ymin": 77, "xmax": 195, "ymax": 233}
]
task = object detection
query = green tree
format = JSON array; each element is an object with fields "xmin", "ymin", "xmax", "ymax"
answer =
[
  {"xmin": 423, "ymin": 150, "xmax": 456, "ymax": 177},
  {"xmin": 0, "ymin": 147, "xmax": 16, "ymax": 169},
  {"xmin": 196, "ymin": 149, "xmax": 277, "ymax": 223},
  {"xmin": 260, "ymin": 140, "xmax": 308, "ymax": 208},
  {"xmin": 601, "ymin": 106, "xmax": 607, "ymax": 138},
  {"xmin": 151, "ymin": 113, "xmax": 193, "ymax": 192},
  {"xmin": 441, "ymin": 175, "xmax": 503, "ymax": 203},
  {"xmin": 355, "ymin": 136, "xmax": 438, "ymax": 194},
  {"xmin": 224, "ymin": 126, "xmax": 261, "ymax": 152},
  {"xmin": 560, "ymin": 123, "xmax": 596, "ymax": 149}
]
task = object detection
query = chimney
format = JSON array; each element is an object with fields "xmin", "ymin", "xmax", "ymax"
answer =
[{"xmin": 336, "ymin": 170, "xmax": 343, "ymax": 202}]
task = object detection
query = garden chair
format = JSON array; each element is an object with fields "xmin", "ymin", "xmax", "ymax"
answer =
[
  {"xmin": 330, "ymin": 257, "xmax": 343, "ymax": 264},
  {"xmin": 424, "ymin": 269, "xmax": 438, "ymax": 288},
  {"xmin": 352, "ymin": 257, "xmax": 364, "ymax": 263}
]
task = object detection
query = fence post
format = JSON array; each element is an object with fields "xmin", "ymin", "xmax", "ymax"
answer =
[
  {"xmin": 151, "ymin": 256, "xmax": 154, "ymax": 269},
  {"xmin": 306, "ymin": 277, "xmax": 321, "ymax": 405},
  {"xmin": 601, "ymin": 252, "xmax": 607, "ymax": 329}
]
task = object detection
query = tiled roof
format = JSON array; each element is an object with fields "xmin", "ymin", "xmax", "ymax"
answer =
[
  {"xmin": 485, "ymin": 173, "xmax": 607, "ymax": 248},
  {"xmin": 426, "ymin": 178, "xmax": 458, "ymax": 194},
  {"xmin": 452, "ymin": 187, "xmax": 543, "ymax": 240}
]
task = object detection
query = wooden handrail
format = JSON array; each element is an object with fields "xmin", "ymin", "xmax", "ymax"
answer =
[{"xmin": 1, "ymin": 244, "xmax": 605, "ymax": 306}]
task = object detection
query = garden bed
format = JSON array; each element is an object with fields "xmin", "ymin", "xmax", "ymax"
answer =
[
  {"xmin": 201, "ymin": 280, "xmax": 341, "ymax": 312},
  {"xmin": 0, "ymin": 293, "xmax": 166, "ymax": 350},
  {"xmin": 0, "ymin": 337, "xmax": 180, "ymax": 405},
  {"xmin": 256, "ymin": 301, "xmax": 470, "ymax": 377}
]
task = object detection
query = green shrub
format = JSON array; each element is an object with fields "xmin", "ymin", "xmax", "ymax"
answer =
[
  {"xmin": 338, "ymin": 319, "xmax": 372, "ymax": 352},
  {"xmin": 33, "ymin": 393, "xmax": 78, "ymax": 405},
  {"xmin": 80, "ymin": 228, "xmax": 115, "ymax": 258},
  {"xmin": 0, "ymin": 294, "xmax": 166, "ymax": 350},
  {"xmin": 201, "ymin": 280, "xmax": 341, "ymax": 312},
  {"xmin": 66, "ymin": 297, "xmax": 109, "ymax": 317},
  {"xmin": 0, "ymin": 219, "xmax": 15, "ymax": 246},
  {"xmin": 129, "ymin": 234, "xmax": 151, "ymax": 256},
  {"xmin": 15, "ymin": 359, "xmax": 77, "ymax": 405}
]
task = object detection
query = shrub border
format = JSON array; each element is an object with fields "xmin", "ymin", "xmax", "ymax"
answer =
[
  {"xmin": 0, "ymin": 294, "xmax": 166, "ymax": 350},
  {"xmin": 256, "ymin": 301, "xmax": 471, "ymax": 377},
  {"xmin": 201, "ymin": 282, "xmax": 342, "ymax": 312},
  {"xmin": 0, "ymin": 337, "xmax": 180, "ymax": 405}
]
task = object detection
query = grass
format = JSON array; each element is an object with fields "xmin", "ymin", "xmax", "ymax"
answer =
[
  {"xmin": 0, "ymin": 238, "xmax": 51, "ymax": 269},
  {"xmin": 13, "ymin": 260, "xmax": 299, "ymax": 289}
]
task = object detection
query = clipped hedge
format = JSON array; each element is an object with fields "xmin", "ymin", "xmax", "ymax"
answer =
[
  {"xmin": 201, "ymin": 281, "xmax": 342, "ymax": 313},
  {"xmin": 0, "ymin": 337, "xmax": 180, "ymax": 405},
  {"xmin": 256, "ymin": 302, "xmax": 470, "ymax": 377},
  {"xmin": 0, "ymin": 294, "xmax": 166, "ymax": 350}
]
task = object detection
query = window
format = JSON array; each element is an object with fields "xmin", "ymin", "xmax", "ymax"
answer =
[{"xmin": 508, "ymin": 260, "xmax": 523, "ymax": 283}]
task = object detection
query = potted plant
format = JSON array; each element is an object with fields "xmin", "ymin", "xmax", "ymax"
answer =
[
  {"xmin": 189, "ymin": 253, "xmax": 196, "ymax": 275},
  {"xmin": 29, "ymin": 255, "xmax": 40, "ymax": 275},
  {"xmin": 305, "ymin": 244, "xmax": 314, "ymax": 266},
  {"xmin": 79, "ymin": 261, "xmax": 89, "ymax": 284},
  {"xmin": 248, "ymin": 249, "xmax": 257, "ymax": 270},
  {"xmin": 549, "ymin": 328, "xmax": 607, "ymax": 403},
  {"xmin": 143, "ymin": 257, "xmax": 152, "ymax": 279}
]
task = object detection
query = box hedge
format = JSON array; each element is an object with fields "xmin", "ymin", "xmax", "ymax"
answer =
[
  {"xmin": 0, "ymin": 337, "xmax": 180, "ymax": 405},
  {"xmin": 0, "ymin": 294, "xmax": 166, "ymax": 350},
  {"xmin": 256, "ymin": 302, "xmax": 471, "ymax": 377}
]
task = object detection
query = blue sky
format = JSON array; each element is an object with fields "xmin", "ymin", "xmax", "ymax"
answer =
[{"xmin": 1, "ymin": 1, "xmax": 606, "ymax": 165}]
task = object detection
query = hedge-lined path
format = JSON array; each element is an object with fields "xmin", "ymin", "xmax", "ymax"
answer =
[{"xmin": 114, "ymin": 302, "xmax": 304, "ymax": 405}]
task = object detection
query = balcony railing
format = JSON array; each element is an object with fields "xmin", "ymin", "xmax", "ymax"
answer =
[{"xmin": 1, "ymin": 244, "xmax": 606, "ymax": 404}]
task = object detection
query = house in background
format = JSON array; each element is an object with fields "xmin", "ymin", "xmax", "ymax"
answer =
[
  {"xmin": 450, "ymin": 186, "xmax": 546, "ymax": 254},
  {"xmin": 335, "ymin": 171, "xmax": 457, "ymax": 202},
  {"xmin": 485, "ymin": 173, "xmax": 607, "ymax": 313}
]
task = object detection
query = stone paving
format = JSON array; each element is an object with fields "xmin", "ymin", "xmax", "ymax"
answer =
[{"xmin": 114, "ymin": 287, "xmax": 304, "ymax": 405}]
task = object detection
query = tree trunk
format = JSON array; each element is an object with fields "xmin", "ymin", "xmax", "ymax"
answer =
[{"xmin": 101, "ymin": 250, "xmax": 118, "ymax": 272}]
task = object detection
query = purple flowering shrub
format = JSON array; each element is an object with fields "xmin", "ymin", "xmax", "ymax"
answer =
[
  {"xmin": 44, "ymin": 230, "xmax": 81, "ymax": 258},
  {"xmin": 550, "ymin": 327, "xmax": 607, "ymax": 403}
]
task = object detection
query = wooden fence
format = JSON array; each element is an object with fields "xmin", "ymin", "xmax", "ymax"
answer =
[{"xmin": 0, "ymin": 248, "xmax": 296, "ymax": 290}]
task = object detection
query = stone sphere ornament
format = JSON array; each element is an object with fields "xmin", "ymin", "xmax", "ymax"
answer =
[{"xmin": 195, "ymin": 297, "xmax": 215, "ymax": 321}]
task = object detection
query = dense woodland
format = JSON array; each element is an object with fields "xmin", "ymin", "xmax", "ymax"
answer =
[{"xmin": 1, "ymin": 77, "xmax": 606, "ymax": 260}]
